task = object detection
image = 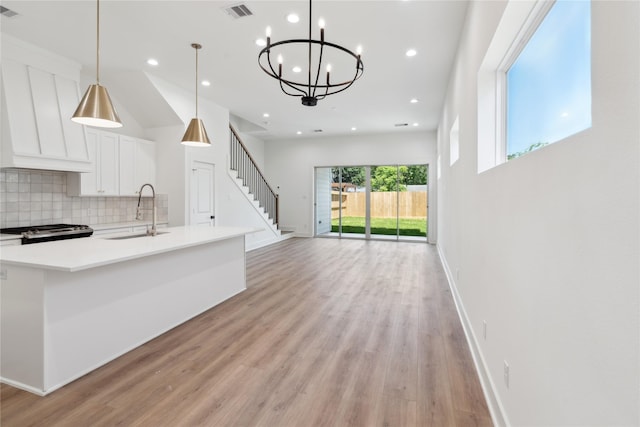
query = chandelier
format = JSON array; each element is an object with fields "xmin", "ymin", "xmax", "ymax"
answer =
[{"xmin": 258, "ymin": 0, "xmax": 364, "ymax": 107}]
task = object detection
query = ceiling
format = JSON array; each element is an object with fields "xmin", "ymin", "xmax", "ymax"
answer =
[{"xmin": 0, "ymin": 0, "xmax": 468, "ymax": 140}]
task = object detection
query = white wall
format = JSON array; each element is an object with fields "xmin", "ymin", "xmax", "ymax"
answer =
[
  {"xmin": 264, "ymin": 131, "xmax": 437, "ymax": 239},
  {"xmin": 143, "ymin": 74, "xmax": 280, "ymax": 249},
  {"xmin": 78, "ymin": 73, "xmax": 146, "ymax": 139},
  {"xmin": 437, "ymin": 1, "xmax": 639, "ymax": 425}
]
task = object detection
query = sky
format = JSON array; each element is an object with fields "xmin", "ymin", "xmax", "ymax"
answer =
[{"xmin": 506, "ymin": 0, "xmax": 592, "ymax": 156}]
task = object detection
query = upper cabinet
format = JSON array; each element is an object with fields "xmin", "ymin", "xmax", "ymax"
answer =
[
  {"xmin": 0, "ymin": 35, "xmax": 91, "ymax": 172},
  {"xmin": 118, "ymin": 136, "xmax": 156, "ymax": 196},
  {"xmin": 68, "ymin": 129, "xmax": 156, "ymax": 197}
]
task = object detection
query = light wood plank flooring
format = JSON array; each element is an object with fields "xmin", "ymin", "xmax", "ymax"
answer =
[{"xmin": 1, "ymin": 238, "xmax": 492, "ymax": 426}]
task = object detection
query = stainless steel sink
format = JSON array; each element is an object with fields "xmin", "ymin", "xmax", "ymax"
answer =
[{"xmin": 106, "ymin": 231, "xmax": 169, "ymax": 240}]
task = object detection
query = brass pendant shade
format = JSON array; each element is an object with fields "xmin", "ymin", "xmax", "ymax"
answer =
[
  {"xmin": 72, "ymin": 0, "xmax": 122, "ymax": 128},
  {"xmin": 72, "ymin": 84, "xmax": 122, "ymax": 128},
  {"xmin": 181, "ymin": 118, "xmax": 211, "ymax": 147},
  {"xmin": 181, "ymin": 43, "xmax": 211, "ymax": 147}
]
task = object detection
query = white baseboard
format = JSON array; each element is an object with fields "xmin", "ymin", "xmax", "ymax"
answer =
[
  {"xmin": 0, "ymin": 377, "xmax": 46, "ymax": 396},
  {"xmin": 246, "ymin": 232, "xmax": 294, "ymax": 251},
  {"xmin": 436, "ymin": 244, "xmax": 510, "ymax": 427}
]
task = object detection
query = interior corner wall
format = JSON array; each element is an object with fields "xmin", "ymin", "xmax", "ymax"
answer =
[
  {"xmin": 263, "ymin": 131, "xmax": 437, "ymax": 239},
  {"xmin": 144, "ymin": 75, "xmax": 280, "ymax": 249},
  {"xmin": 142, "ymin": 74, "xmax": 228, "ymax": 227},
  {"xmin": 145, "ymin": 125, "xmax": 187, "ymax": 227},
  {"xmin": 436, "ymin": 1, "xmax": 640, "ymax": 425}
]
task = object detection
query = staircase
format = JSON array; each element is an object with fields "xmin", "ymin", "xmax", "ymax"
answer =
[{"xmin": 229, "ymin": 125, "xmax": 279, "ymax": 232}]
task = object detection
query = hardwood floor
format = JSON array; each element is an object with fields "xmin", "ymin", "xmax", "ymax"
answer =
[{"xmin": 0, "ymin": 238, "xmax": 492, "ymax": 426}]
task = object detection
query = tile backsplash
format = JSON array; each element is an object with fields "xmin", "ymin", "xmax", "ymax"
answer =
[{"xmin": 0, "ymin": 169, "xmax": 168, "ymax": 229}]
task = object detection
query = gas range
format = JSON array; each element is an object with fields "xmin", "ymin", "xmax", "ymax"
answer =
[{"xmin": 1, "ymin": 224, "xmax": 93, "ymax": 245}]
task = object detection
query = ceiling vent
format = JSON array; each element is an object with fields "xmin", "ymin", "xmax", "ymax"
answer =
[
  {"xmin": 0, "ymin": 6, "xmax": 19, "ymax": 18},
  {"xmin": 313, "ymin": 129, "xmax": 323, "ymax": 133},
  {"xmin": 223, "ymin": 3, "xmax": 253, "ymax": 19},
  {"xmin": 394, "ymin": 123, "xmax": 409, "ymax": 127}
]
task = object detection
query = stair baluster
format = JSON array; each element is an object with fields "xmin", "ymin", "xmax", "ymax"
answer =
[{"xmin": 229, "ymin": 125, "xmax": 279, "ymax": 228}]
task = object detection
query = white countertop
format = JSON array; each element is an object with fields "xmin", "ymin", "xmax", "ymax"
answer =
[{"xmin": 0, "ymin": 225, "xmax": 260, "ymax": 272}]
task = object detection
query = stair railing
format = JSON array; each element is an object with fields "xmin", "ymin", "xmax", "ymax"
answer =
[{"xmin": 229, "ymin": 125, "xmax": 279, "ymax": 227}]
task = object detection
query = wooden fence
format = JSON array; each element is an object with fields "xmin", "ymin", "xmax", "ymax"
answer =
[{"xmin": 331, "ymin": 191, "xmax": 427, "ymax": 219}]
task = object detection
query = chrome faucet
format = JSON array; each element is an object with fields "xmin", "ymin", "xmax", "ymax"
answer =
[{"xmin": 136, "ymin": 183, "xmax": 157, "ymax": 236}]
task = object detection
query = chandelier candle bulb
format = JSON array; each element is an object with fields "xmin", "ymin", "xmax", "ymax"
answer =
[{"xmin": 266, "ymin": 26, "xmax": 271, "ymax": 49}]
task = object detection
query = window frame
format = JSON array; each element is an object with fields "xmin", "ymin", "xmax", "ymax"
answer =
[{"xmin": 496, "ymin": 0, "xmax": 556, "ymax": 163}]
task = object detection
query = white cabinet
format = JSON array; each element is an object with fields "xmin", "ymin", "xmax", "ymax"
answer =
[
  {"xmin": 119, "ymin": 136, "xmax": 137, "ymax": 196},
  {"xmin": 92, "ymin": 223, "xmax": 168, "ymax": 236},
  {"xmin": 0, "ymin": 35, "xmax": 91, "ymax": 172},
  {"xmin": 68, "ymin": 130, "xmax": 156, "ymax": 197},
  {"xmin": 92, "ymin": 227, "xmax": 132, "ymax": 236},
  {"xmin": 119, "ymin": 136, "xmax": 156, "ymax": 196},
  {"xmin": 68, "ymin": 129, "xmax": 119, "ymax": 196},
  {"xmin": 0, "ymin": 238, "xmax": 21, "ymax": 247}
]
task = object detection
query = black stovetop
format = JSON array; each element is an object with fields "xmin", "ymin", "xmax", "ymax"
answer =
[{"xmin": 1, "ymin": 224, "xmax": 93, "ymax": 244}]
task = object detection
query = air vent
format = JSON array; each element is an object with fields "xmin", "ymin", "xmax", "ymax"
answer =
[
  {"xmin": 313, "ymin": 129, "xmax": 323, "ymax": 133},
  {"xmin": 394, "ymin": 123, "xmax": 409, "ymax": 127},
  {"xmin": 223, "ymin": 3, "xmax": 253, "ymax": 19},
  {"xmin": 0, "ymin": 6, "xmax": 19, "ymax": 18}
]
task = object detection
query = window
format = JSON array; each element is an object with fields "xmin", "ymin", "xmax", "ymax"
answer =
[
  {"xmin": 504, "ymin": 0, "xmax": 591, "ymax": 160},
  {"xmin": 477, "ymin": 0, "xmax": 592, "ymax": 172},
  {"xmin": 450, "ymin": 116, "xmax": 460, "ymax": 165}
]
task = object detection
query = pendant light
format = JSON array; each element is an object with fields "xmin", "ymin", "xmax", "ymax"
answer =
[
  {"xmin": 181, "ymin": 43, "xmax": 211, "ymax": 147},
  {"xmin": 71, "ymin": 0, "xmax": 122, "ymax": 128}
]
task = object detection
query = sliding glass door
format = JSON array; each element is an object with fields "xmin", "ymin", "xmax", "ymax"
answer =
[
  {"xmin": 315, "ymin": 164, "xmax": 428, "ymax": 242},
  {"xmin": 370, "ymin": 166, "xmax": 399, "ymax": 240}
]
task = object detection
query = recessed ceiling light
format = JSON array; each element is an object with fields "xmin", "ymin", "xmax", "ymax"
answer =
[
  {"xmin": 292, "ymin": 66, "xmax": 302, "ymax": 73},
  {"xmin": 287, "ymin": 13, "xmax": 299, "ymax": 23},
  {"xmin": 410, "ymin": 98, "xmax": 419, "ymax": 103},
  {"xmin": 147, "ymin": 58, "xmax": 159, "ymax": 66},
  {"xmin": 263, "ymin": 113, "xmax": 270, "ymax": 118},
  {"xmin": 256, "ymin": 38, "xmax": 267, "ymax": 47},
  {"xmin": 406, "ymin": 49, "xmax": 417, "ymax": 57},
  {"xmin": 351, "ymin": 127, "xmax": 357, "ymax": 131},
  {"xmin": 413, "ymin": 122, "xmax": 419, "ymax": 127},
  {"xmin": 296, "ymin": 131, "xmax": 302, "ymax": 135},
  {"xmin": 201, "ymin": 80, "xmax": 211, "ymax": 87}
]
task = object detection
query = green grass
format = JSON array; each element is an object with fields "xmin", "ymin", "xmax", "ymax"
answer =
[{"xmin": 331, "ymin": 217, "xmax": 427, "ymax": 237}]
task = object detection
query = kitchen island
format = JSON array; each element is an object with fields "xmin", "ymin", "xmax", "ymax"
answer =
[{"xmin": 0, "ymin": 225, "xmax": 259, "ymax": 395}]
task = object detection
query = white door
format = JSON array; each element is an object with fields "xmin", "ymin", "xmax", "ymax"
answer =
[{"xmin": 190, "ymin": 161, "xmax": 215, "ymax": 225}]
